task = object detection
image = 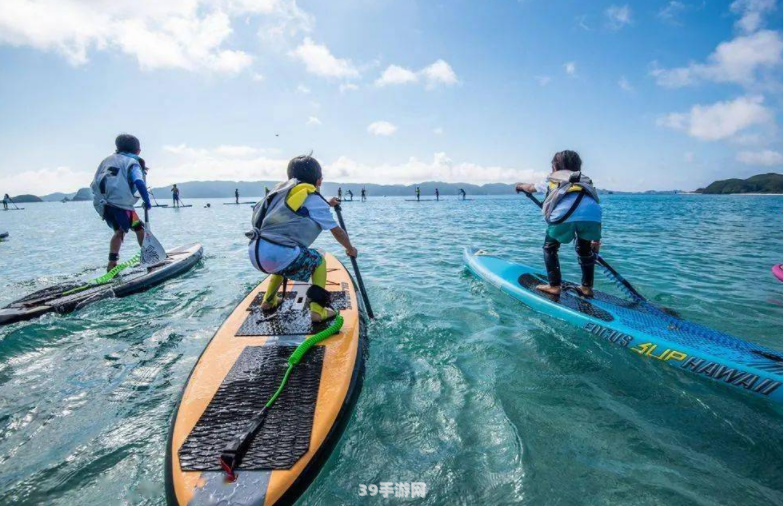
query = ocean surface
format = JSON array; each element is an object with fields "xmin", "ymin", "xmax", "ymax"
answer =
[{"xmin": 1, "ymin": 194, "xmax": 783, "ymax": 506}]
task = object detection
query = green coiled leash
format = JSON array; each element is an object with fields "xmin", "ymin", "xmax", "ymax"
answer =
[
  {"xmin": 62, "ymin": 254, "xmax": 141, "ymax": 296},
  {"xmin": 220, "ymin": 314, "xmax": 345, "ymax": 480}
]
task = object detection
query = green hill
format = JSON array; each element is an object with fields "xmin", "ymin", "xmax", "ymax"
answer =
[
  {"xmin": 698, "ymin": 173, "xmax": 783, "ymax": 194},
  {"xmin": 11, "ymin": 194, "xmax": 43, "ymax": 203},
  {"xmin": 72, "ymin": 188, "xmax": 93, "ymax": 201}
]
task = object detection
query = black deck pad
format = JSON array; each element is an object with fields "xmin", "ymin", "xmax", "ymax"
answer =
[
  {"xmin": 518, "ymin": 273, "xmax": 614, "ymax": 322},
  {"xmin": 237, "ymin": 290, "xmax": 351, "ymax": 336},
  {"xmin": 178, "ymin": 345, "xmax": 325, "ymax": 471}
]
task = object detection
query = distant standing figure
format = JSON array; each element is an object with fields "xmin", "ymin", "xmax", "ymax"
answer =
[
  {"xmin": 459, "ymin": 189, "xmax": 467, "ymax": 200},
  {"xmin": 347, "ymin": 189, "xmax": 354, "ymax": 201},
  {"xmin": 435, "ymin": 188, "xmax": 440, "ymax": 201},
  {"xmin": 338, "ymin": 187, "xmax": 343, "ymax": 200},
  {"xmin": 235, "ymin": 188, "xmax": 239, "ymax": 204},
  {"xmin": 415, "ymin": 186, "xmax": 421, "ymax": 202},
  {"xmin": 171, "ymin": 184, "xmax": 181, "ymax": 208},
  {"xmin": 361, "ymin": 187, "xmax": 367, "ymax": 202},
  {"xmin": 2, "ymin": 194, "xmax": 8, "ymax": 210}
]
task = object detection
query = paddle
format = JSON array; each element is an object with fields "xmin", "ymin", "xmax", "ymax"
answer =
[
  {"xmin": 140, "ymin": 173, "xmax": 167, "ymax": 268},
  {"xmin": 517, "ymin": 189, "xmax": 662, "ymax": 308},
  {"xmin": 8, "ymin": 196, "xmax": 21, "ymax": 210},
  {"xmin": 334, "ymin": 205, "xmax": 375, "ymax": 319}
]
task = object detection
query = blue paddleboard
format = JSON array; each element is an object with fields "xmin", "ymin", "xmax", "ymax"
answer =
[{"xmin": 464, "ymin": 248, "xmax": 783, "ymax": 405}]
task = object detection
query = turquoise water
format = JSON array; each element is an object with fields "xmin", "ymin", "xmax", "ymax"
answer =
[{"xmin": 2, "ymin": 195, "xmax": 783, "ymax": 505}]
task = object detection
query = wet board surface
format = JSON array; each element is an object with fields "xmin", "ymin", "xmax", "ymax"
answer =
[
  {"xmin": 166, "ymin": 254, "xmax": 367, "ymax": 506},
  {"xmin": 464, "ymin": 247, "xmax": 783, "ymax": 405},
  {"xmin": 0, "ymin": 243, "xmax": 203, "ymax": 325}
]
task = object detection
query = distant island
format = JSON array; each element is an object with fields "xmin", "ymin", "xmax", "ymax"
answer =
[
  {"xmin": 14, "ymin": 175, "xmax": 779, "ymax": 202},
  {"xmin": 697, "ymin": 173, "xmax": 783, "ymax": 194},
  {"xmin": 9, "ymin": 194, "xmax": 43, "ymax": 203},
  {"xmin": 32, "ymin": 182, "xmax": 670, "ymax": 201}
]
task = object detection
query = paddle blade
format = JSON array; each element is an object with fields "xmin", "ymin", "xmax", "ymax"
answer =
[{"xmin": 140, "ymin": 228, "xmax": 167, "ymax": 267}]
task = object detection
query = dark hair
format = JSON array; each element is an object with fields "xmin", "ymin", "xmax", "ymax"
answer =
[
  {"xmin": 551, "ymin": 150, "xmax": 582, "ymax": 172},
  {"xmin": 115, "ymin": 134, "xmax": 141, "ymax": 153},
  {"xmin": 287, "ymin": 155, "xmax": 322, "ymax": 185}
]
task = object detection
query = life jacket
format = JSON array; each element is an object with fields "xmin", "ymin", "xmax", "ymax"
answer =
[
  {"xmin": 248, "ymin": 178, "xmax": 326, "ymax": 250},
  {"xmin": 91, "ymin": 153, "xmax": 141, "ymax": 214},
  {"xmin": 541, "ymin": 170, "xmax": 600, "ymax": 225}
]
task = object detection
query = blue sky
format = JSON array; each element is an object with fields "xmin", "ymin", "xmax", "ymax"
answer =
[{"xmin": 0, "ymin": 0, "xmax": 781, "ymax": 194}]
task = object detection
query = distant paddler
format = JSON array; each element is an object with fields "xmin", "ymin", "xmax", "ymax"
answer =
[
  {"xmin": 459, "ymin": 188, "xmax": 467, "ymax": 200},
  {"xmin": 171, "ymin": 184, "xmax": 181, "ymax": 208},
  {"xmin": 347, "ymin": 189, "xmax": 354, "ymax": 201},
  {"xmin": 247, "ymin": 155, "xmax": 359, "ymax": 323},
  {"xmin": 2, "ymin": 194, "xmax": 8, "ymax": 210},
  {"xmin": 435, "ymin": 188, "xmax": 440, "ymax": 201},
  {"xmin": 361, "ymin": 187, "xmax": 367, "ymax": 202},
  {"xmin": 91, "ymin": 134, "xmax": 153, "ymax": 272},
  {"xmin": 235, "ymin": 188, "xmax": 239, "ymax": 204},
  {"xmin": 415, "ymin": 186, "xmax": 421, "ymax": 202},
  {"xmin": 338, "ymin": 186, "xmax": 343, "ymax": 200}
]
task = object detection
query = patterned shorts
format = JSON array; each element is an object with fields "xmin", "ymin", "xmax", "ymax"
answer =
[{"xmin": 277, "ymin": 247, "xmax": 323, "ymax": 282}]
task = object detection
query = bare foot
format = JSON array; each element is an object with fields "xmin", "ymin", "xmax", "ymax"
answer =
[
  {"xmin": 576, "ymin": 286, "xmax": 594, "ymax": 297},
  {"xmin": 311, "ymin": 307, "xmax": 336, "ymax": 323},
  {"xmin": 536, "ymin": 284, "xmax": 561, "ymax": 295},
  {"xmin": 106, "ymin": 262, "xmax": 117, "ymax": 272}
]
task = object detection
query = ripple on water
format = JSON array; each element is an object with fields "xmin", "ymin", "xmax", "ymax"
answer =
[{"xmin": 1, "ymin": 196, "xmax": 783, "ymax": 505}]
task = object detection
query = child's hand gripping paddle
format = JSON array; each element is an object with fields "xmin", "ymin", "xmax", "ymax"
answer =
[{"xmin": 140, "ymin": 172, "xmax": 167, "ymax": 268}]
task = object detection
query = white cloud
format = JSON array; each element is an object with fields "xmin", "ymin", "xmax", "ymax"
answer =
[
  {"xmin": 0, "ymin": 0, "xmax": 314, "ymax": 73},
  {"xmin": 651, "ymin": 30, "xmax": 783, "ymax": 88},
  {"xmin": 3, "ymin": 148, "xmax": 548, "ymax": 194},
  {"xmin": 731, "ymin": 0, "xmax": 776, "ymax": 33},
  {"xmin": 375, "ymin": 60, "xmax": 459, "ymax": 89},
  {"xmin": 421, "ymin": 60, "xmax": 459, "ymax": 88},
  {"xmin": 737, "ymin": 149, "xmax": 783, "ymax": 166},
  {"xmin": 306, "ymin": 116, "xmax": 321, "ymax": 126},
  {"xmin": 606, "ymin": 5, "xmax": 632, "ymax": 29},
  {"xmin": 367, "ymin": 121, "xmax": 397, "ymax": 136},
  {"xmin": 618, "ymin": 76, "xmax": 634, "ymax": 92},
  {"xmin": 375, "ymin": 64, "xmax": 418, "ymax": 86},
  {"xmin": 535, "ymin": 75, "xmax": 552, "ymax": 86},
  {"xmin": 564, "ymin": 61, "xmax": 577, "ymax": 76},
  {"xmin": 252, "ymin": 72, "xmax": 265, "ymax": 81},
  {"xmin": 339, "ymin": 82, "xmax": 359, "ymax": 93},
  {"xmin": 657, "ymin": 95, "xmax": 773, "ymax": 141},
  {"xmin": 658, "ymin": 1, "xmax": 687, "ymax": 24},
  {"xmin": 290, "ymin": 37, "xmax": 359, "ymax": 79},
  {"xmin": 0, "ymin": 165, "xmax": 94, "ymax": 195},
  {"xmin": 325, "ymin": 152, "xmax": 546, "ymax": 185},
  {"xmin": 296, "ymin": 83, "xmax": 311, "ymax": 94}
]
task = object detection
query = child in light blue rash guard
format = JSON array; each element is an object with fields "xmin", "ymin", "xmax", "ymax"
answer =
[{"xmin": 516, "ymin": 150, "xmax": 602, "ymax": 297}]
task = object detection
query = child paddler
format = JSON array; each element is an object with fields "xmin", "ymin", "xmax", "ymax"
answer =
[
  {"xmin": 515, "ymin": 150, "xmax": 602, "ymax": 297},
  {"xmin": 91, "ymin": 134, "xmax": 153, "ymax": 272},
  {"xmin": 247, "ymin": 155, "xmax": 358, "ymax": 323}
]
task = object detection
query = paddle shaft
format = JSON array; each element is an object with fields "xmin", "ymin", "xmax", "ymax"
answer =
[
  {"xmin": 8, "ymin": 196, "xmax": 19, "ymax": 209},
  {"xmin": 518, "ymin": 190, "xmax": 648, "ymax": 302},
  {"xmin": 334, "ymin": 205, "xmax": 375, "ymax": 319},
  {"xmin": 143, "ymin": 173, "xmax": 150, "ymax": 225}
]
